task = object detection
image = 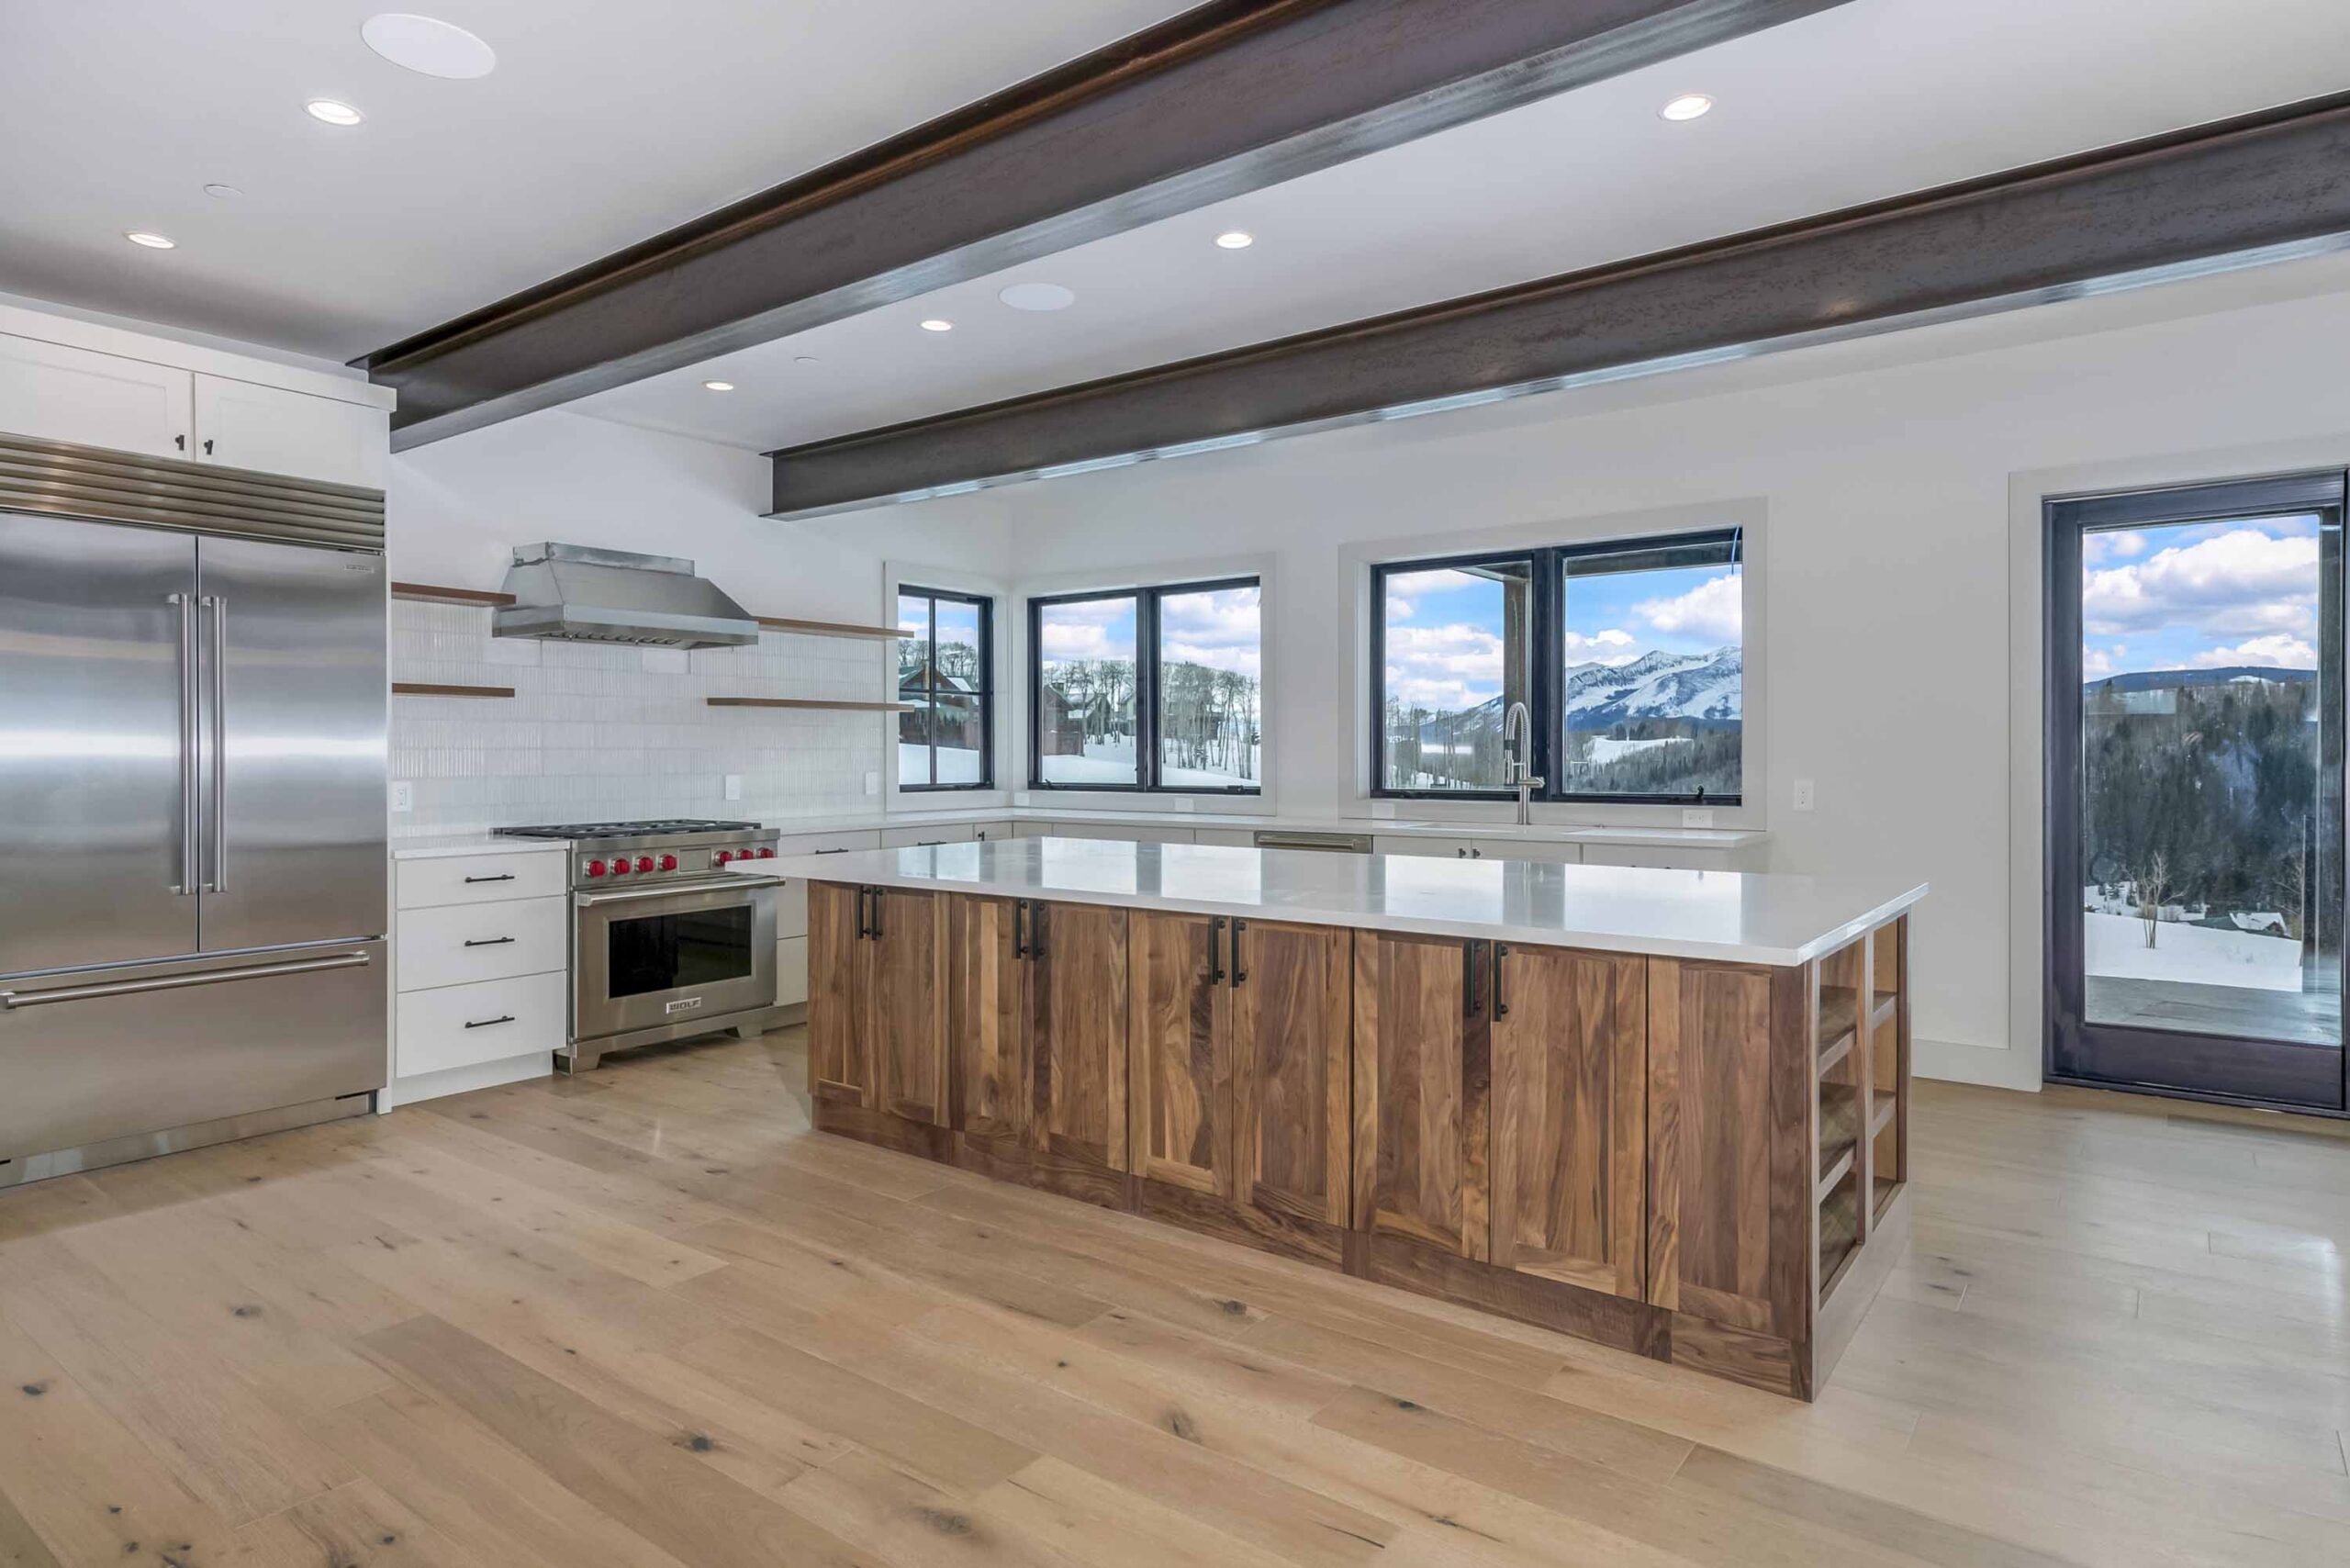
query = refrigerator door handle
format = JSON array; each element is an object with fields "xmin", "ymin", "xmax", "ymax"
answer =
[
  {"xmin": 169, "ymin": 591, "xmax": 198, "ymax": 895},
  {"xmin": 0, "ymin": 949, "xmax": 372, "ymax": 1011},
  {"xmin": 204, "ymin": 595, "xmax": 228, "ymax": 893}
]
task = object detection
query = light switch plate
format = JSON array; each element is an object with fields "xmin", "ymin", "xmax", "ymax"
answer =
[
  {"xmin": 1681, "ymin": 808, "xmax": 1714, "ymax": 828},
  {"xmin": 1793, "ymin": 778, "xmax": 1816, "ymax": 812},
  {"xmin": 722, "ymin": 774, "xmax": 743, "ymax": 801},
  {"xmin": 1172, "ymin": 797, "xmax": 1196, "ymax": 812},
  {"xmin": 864, "ymin": 770, "xmax": 880, "ymax": 796},
  {"xmin": 389, "ymin": 780, "xmax": 413, "ymax": 813}
]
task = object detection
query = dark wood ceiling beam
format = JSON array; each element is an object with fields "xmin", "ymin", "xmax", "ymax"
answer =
[
  {"xmin": 764, "ymin": 91, "xmax": 2350, "ymax": 519},
  {"xmin": 361, "ymin": 0, "xmax": 1854, "ymax": 447}
]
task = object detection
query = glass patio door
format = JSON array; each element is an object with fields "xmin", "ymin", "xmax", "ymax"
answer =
[{"xmin": 2046, "ymin": 471, "xmax": 2346, "ymax": 1111}]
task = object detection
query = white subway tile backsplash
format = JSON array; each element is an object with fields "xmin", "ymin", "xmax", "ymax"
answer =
[{"xmin": 389, "ymin": 601, "xmax": 890, "ymax": 836}]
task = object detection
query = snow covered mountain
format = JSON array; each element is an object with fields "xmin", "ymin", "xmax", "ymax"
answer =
[{"xmin": 1563, "ymin": 646, "xmax": 1742, "ymax": 730}]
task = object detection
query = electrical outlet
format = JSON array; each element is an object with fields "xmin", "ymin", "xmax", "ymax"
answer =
[
  {"xmin": 1792, "ymin": 778, "xmax": 1816, "ymax": 812},
  {"xmin": 864, "ymin": 770, "xmax": 880, "ymax": 796},
  {"xmin": 390, "ymin": 780, "xmax": 413, "ymax": 813},
  {"xmin": 1172, "ymin": 797, "xmax": 1196, "ymax": 813},
  {"xmin": 722, "ymin": 774, "xmax": 743, "ymax": 801},
  {"xmin": 1681, "ymin": 807, "xmax": 1714, "ymax": 828}
]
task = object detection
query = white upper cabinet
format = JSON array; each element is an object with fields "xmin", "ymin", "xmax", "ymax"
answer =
[
  {"xmin": 192, "ymin": 376, "xmax": 389, "ymax": 489},
  {"xmin": 0, "ymin": 335, "xmax": 194, "ymax": 458}
]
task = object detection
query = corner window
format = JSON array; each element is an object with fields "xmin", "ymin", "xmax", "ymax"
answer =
[
  {"xmin": 1373, "ymin": 530, "xmax": 1741, "ymax": 804},
  {"xmin": 1032, "ymin": 577, "xmax": 1262, "ymax": 793},
  {"xmin": 897, "ymin": 587, "xmax": 992, "ymax": 790}
]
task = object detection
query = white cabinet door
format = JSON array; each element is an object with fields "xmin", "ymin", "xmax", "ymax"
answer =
[
  {"xmin": 1468, "ymin": 838, "xmax": 1582, "ymax": 865},
  {"xmin": 0, "ymin": 334, "xmax": 193, "ymax": 458},
  {"xmin": 193, "ymin": 375, "xmax": 387, "ymax": 488},
  {"xmin": 970, "ymin": 821, "xmax": 1015, "ymax": 842},
  {"xmin": 1047, "ymin": 822, "xmax": 1194, "ymax": 844},
  {"xmin": 1582, "ymin": 844, "xmax": 1741, "ymax": 871},
  {"xmin": 1373, "ymin": 834, "xmax": 1476, "ymax": 858},
  {"xmin": 881, "ymin": 823, "xmax": 974, "ymax": 848},
  {"xmin": 776, "ymin": 936, "xmax": 809, "ymax": 1007}
]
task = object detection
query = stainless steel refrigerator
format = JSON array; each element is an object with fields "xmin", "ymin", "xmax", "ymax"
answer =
[{"xmin": 0, "ymin": 434, "xmax": 388, "ymax": 1187}]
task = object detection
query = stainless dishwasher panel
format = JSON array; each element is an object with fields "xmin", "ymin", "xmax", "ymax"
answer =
[
  {"xmin": 0, "ymin": 939, "xmax": 386, "ymax": 1168},
  {"xmin": 1253, "ymin": 830, "xmax": 1374, "ymax": 853}
]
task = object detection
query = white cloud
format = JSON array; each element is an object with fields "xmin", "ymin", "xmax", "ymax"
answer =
[
  {"xmin": 1039, "ymin": 621, "xmax": 1115, "ymax": 659},
  {"xmin": 1635, "ymin": 573, "xmax": 1741, "ymax": 643},
  {"xmin": 2187, "ymin": 633, "xmax": 2316, "ymax": 670},
  {"xmin": 2081, "ymin": 527, "xmax": 2317, "ymax": 638},
  {"xmin": 1384, "ymin": 622, "xmax": 1505, "ymax": 711},
  {"xmin": 1385, "ymin": 595, "xmax": 1415, "ymax": 622},
  {"xmin": 2084, "ymin": 530, "xmax": 2148, "ymax": 564},
  {"xmin": 2082, "ymin": 643, "xmax": 2120, "ymax": 679},
  {"xmin": 1562, "ymin": 627, "xmax": 1637, "ymax": 665}
]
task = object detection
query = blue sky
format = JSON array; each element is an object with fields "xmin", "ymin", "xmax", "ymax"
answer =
[
  {"xmin": 2081, "ymin": 514, "xmax": 2321, "ymax": 679},
  {"xmin": 1382, "ymin": 563, "xmax": 1740, "ymax": 711}
]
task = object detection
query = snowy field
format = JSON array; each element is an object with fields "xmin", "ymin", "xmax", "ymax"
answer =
[
  {"xmin": 900, "ymin": 742, "xmax": 984, "ymax": 785},
  {"xmin": 2083, "ymin": 910, "xmax": 2304, "ymax": 991},
  {"xmin": 1035, "ymin": 739, "xmax": 1258, "ymax": 790}
]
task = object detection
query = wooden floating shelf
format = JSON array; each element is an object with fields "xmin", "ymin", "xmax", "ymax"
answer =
[
  {"xmin": 393, "ymin": 682, "xmax": 515, "ymax": 699},
  {"xmin": 706, "ymin": 697, "xmax": 916, "ymax": 711},
  {"xmin": 753, "ymin": 615, "xmax": 901, "ymax": 640},
  {"xmin": 1815, "ymin": 1143, "xmax": 1857, "ymax": 1205},
  {"xmin": 391, "ymin": 581, "xmax": 516, "ymax": 607}
]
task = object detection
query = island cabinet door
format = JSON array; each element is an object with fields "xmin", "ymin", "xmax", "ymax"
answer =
[
  {"xmin": 867, "ymin": 887, "xmax": 950, "ymax": 1126},
  {"xmin": 1646, "ymin": 956, "xmax": 1808, "ymax": 1342},
  {"xmin": 947, "ymin": 894, "xmax": 1032, "ymax": 1149},
  {"xmin": 1031, "ymin": 901, "xmax": 1131, "ymax": 1170},
  {"xmin": 1127, "ymin": 910, "xmax": 1230, "ymax": 1194},
  {"xmin": 1351, "ymin": 930, "xmax": 1488, "ymax": 1261},
  {"xmin": 1230, "ymin": 919, "xmax": 1352, "ymax": 1226},
  {"xmin": 808, "ymin": 882, "xmax": 871, "ymax": 1106},
  {"xmin": 1487, "ymin": 945, "xmax": 1647, "ymax": 1299}
]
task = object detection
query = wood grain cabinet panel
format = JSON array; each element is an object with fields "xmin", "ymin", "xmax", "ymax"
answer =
[
  {"xmin": 808, "ymin": 881, "xmax": 869, "ymax": 1107},
  {"xmin": 869, "ymin": 888, "xmax": 949, "ymax": 1126},
  {"xmin": 1489, "ymin": 945, "xmax": 1646, "ymax": 1298},
  {"xmin": 1127, "ymin": 910, "xmax": 1228, "ymax": 1194},
  {"xmin": 947, "ymin": 894, "xmax": 1031, "ymax": 1150},
  {"xmin": 1352, "ymin": 930, "xmax": 1486, "ymax": 1261},
  {"xmin": 1230, "ymin": 919, "xmax": 1351, "ymax": 1226},
  {"xmin": 1032, "ymin": 901, "xmax": 1130, "ymax": 1170}
]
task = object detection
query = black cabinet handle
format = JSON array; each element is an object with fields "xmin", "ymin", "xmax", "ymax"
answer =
[
  {"xmin": 813, "ymin": 847, "xmax": 849, "ymax": 854},
  {"xmin": 916, "ymin": 839, "xmax": 946, "ymax": 846},
  {"xmin": 174, "ymin": 433, "xmax": 186, "ymax": 451},
  {"xmin": 463, "ymin": 1014, "xmax": 514, "ymax": 1030},
  {"xmin": 1493, "ymin": 943, "xmax": 1509, "ymax": 1017},
  {"xmin": 1208, "ymin": 916, "xmax": 1225, "ymax": 985},
  {"xmin": 1463, "ymin": 940, "xmax": 1482, "ymax": 1017},
  {"xmin": 463, "ymin": 873, "xmax": 515, "ymax": 884},
  {"xmin": 462, "ymin": 935, "xmax": 516, "ymax": 948},
  {"xmin": 1013, "ymin": 899, "xmax": 1028, "ymax": 958},
  {"xmin": 856, "ymin": 886, "xmax": 872, "ymax": 939},
  {"xmin": 1456, "ymin": 847, "xmax": 1468, "ymax": 858},
  {"xmin": 202, "ymin": 438, "xmax": 215, "ymax": 456},
  {"xmin": 1230, "ymin": 919, "xmax": 1248, "ymax": 987}
]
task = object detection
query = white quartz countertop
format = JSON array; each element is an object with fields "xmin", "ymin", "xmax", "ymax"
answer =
[
  {"xmin": 772, "ymin": 838, "xmax": 1921, "ymax": 967},
  {"xmin": 390, "ymin": 834, "xmax": 571, "ymax": 860},
  {"xmin": 755, "ymin": 804, "xmax": 1765, "ymax": 849}
]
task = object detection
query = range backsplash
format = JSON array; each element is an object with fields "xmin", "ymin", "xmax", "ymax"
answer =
[{"xmin": 390, "ymin": 598, "xmax": 887, "ymax": 837}]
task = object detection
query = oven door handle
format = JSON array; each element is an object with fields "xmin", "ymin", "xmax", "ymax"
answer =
[{"xmin": 575, "ymin": 875, "xmax": 785, "ymax": 906}]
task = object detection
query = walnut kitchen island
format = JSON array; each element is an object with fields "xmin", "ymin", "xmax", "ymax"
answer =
[{"xmin": 778, "ymin": 837, "xmax": 1923, "ymax": 1399}]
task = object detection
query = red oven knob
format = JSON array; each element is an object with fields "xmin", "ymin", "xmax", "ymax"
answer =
[
  {"xmin": 609, "ymin": 858, "xmax": 629, "ymax": 875},
  {"xmin": 659, "ymin": 854, "xmax": 677, "ymax": 871},
  {"xmin": 635, "ymin": 856, "xmax": 655, "ymax": 873},
  {"xmin": 715, "ymin": 849, "xmax": 733, "ymax": 864},
  {"xmin": 757, "ymin": 846, "xmax": 776, "ymax": 858},
  {"xmin": 585, "ymin": 858, "xmax": 606, "ymax": 877}
]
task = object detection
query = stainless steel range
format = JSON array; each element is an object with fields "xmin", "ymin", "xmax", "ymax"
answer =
[{"xmin": 495, "ymin": 819, "xmax": 784, "ymax": 1072}]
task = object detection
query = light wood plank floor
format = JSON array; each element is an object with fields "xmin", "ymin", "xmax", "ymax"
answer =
[{"xmin": 2, "ymin": 1027, "xmax": 2345, "ymax": 1568}]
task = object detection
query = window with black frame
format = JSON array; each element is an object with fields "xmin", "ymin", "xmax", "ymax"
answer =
[
  {"xmin": 896, "ymin": 587, "xmax": 992, "ymax": 790},
  {"xmin": 1032, "ymin": 577, "xmax": 1261, "ymax": 792},
  {"xmin": 1372, "ymin": 530, "xmax": 1742, "ymax": 803}
]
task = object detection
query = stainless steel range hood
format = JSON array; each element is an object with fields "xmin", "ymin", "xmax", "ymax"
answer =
[{"xmin": 493, "ymin": 543, "xmax": 758, "ymax": 649}]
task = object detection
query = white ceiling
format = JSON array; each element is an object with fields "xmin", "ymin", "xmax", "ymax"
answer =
[
  {"xmin": 0, "ymin": 0, "xmax": 1191, "ymax": 358},
  {"xmin": 567, "ymin": 0, "xmax": 2350, "ymax": 453}
]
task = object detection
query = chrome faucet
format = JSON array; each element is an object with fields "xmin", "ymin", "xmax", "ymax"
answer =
[{"xmin": 1503, "ymin": 700, "xmax": 1544, "ymax": 826}]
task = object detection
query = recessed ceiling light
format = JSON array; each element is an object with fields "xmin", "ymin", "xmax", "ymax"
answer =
[
  {"xmin": 701, "ymin": 380, "xmax": 734, "ymax": 392},
  {"xmin": 201, "ymin": 183, "xmax": 242, "ymax": 200},
  {"xmin": 1214, "ymin": 230, "xmax": 1254, "ymax": 250},
  {"xmin": 362, "ymin": 13, "xmax": 497, "ymax": 79},
  {"xmin": 305, "ymin": 99, "xmax": 365, "ymax": 126},
  {"xmin": 999, "ymin": 282, "xmax": 1076, "ymax": 312},
  {"xmin": 124, "ymin": 231, "xmax": 176, "ymax": 250},
  {"xmin": 1659, "ymin": 93, "xmax": 1713, "ymax": 121},
  {"xmin": 920, "ymin": 319, "xmax": 955, "ymax": 332}
]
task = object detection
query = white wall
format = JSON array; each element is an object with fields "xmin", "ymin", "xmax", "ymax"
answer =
[
  {"xmin": 386, "ymin": 409, "xmax": 1012, "ymax": 834},
  {"xmin": 922, "ymin": 267, "xmax": 2350, "ymax": 1091}
]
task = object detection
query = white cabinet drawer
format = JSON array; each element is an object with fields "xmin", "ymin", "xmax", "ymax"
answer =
[
  {"xmin": 776, "ymin": 935, "xmax": 809, "ymax": 1007},
  {"xmin": 1049, "ymin": 822, "xmax": 1194, "ymax": 844},
  {"xmin": 771, "ymin": 828, "xmax": 880, "ymax": 857},
  {"xmin": 397, "ymin": 852, "xmax": 567, "ymax": 910},
  {"xmin": 396, "ymin": 971, "xmax": 565, "ymax": 1078},
  {"xmin": 1192, "ymin": 828, "xmax": 1257, "ymax": 846},
  {"xmin": 882, "ymin": 823, "xmax": 973, "ymax": 847},
  {"xmin": 1581, "ymin": 844, "xmax": 1740, "ymax": 871},
  {"xmin": 1470, "ymin": 838, "xmax": 1582, "ymax": 865},
  {"xmin": 1374, "ymin": 834, "xmax": 1474, "ymax": 858},
  {"xmin": 396, "ymin": 897, "xmax": 565, "ymax": 992}
]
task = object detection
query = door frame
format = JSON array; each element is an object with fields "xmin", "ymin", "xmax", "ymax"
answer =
[{"xmin": 2042, "ymin": 469, "xmax": 2347, "ymax": 1112}]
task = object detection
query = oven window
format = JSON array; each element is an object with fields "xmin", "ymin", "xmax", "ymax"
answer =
[{"xmin": 607, "ymin": 906, "xmax": 755, "ymax": 998}]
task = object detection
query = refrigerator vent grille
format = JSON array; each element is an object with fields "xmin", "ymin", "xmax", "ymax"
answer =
[{"xmin": 0, "ymin": 433, "xmax": 385, "ymax": 551}]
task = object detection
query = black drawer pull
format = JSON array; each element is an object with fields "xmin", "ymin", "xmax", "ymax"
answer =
[
  {"xmin": 462, "ymin": 935, "xmax": 516, "ymax": 947},
  {"xmin": 462, "ymin": 873, "xmax": 516, "ymax": 883},
  {"xmin": 813, "ymin": 847, "xmax": 849, "ymax": 855},
  {"xmin": 463, "ymin": 1014, "xmax": 515, "ymax": 1029}
]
